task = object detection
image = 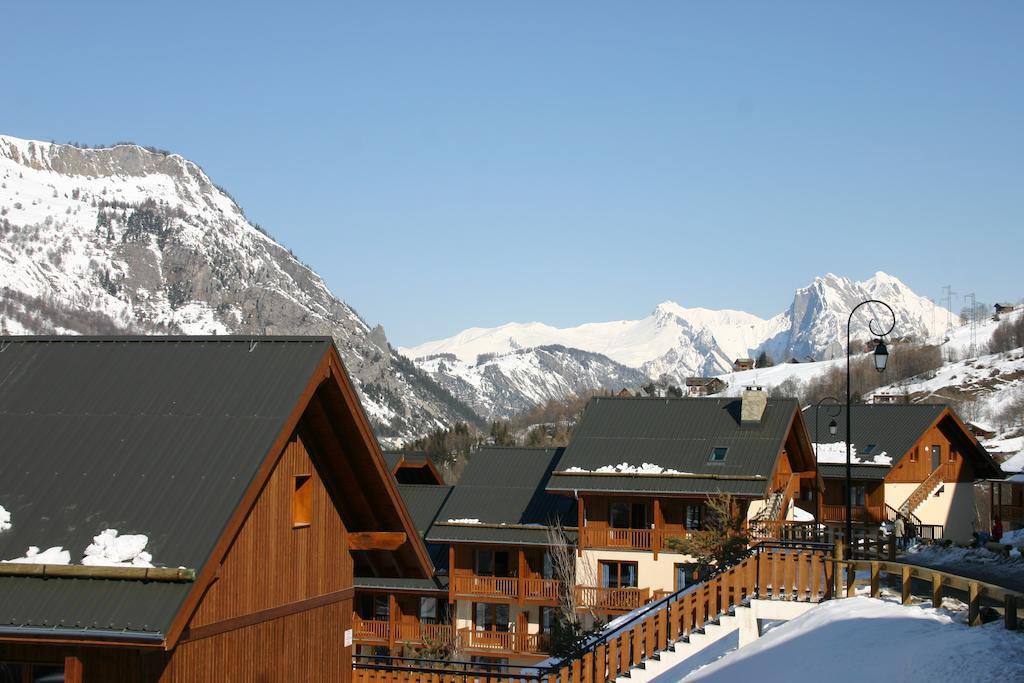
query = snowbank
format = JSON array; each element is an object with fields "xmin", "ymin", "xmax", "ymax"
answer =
[
  {"xmin": 0, "ymin": 505, "xmax": 10, "ymax": 532},
  {"xmin": 683, "ymin": 597, "xmax": 1024, "ymax": 681},
  {"xmin": 907, "ymin": 543, "xmax": 1024, "ymax": 579},
  {"xmin": 814, "ymin": 442, "xmax": 892, "ymax": 466},
  {"xmin": 81, "ymin": 529, "xmax": 153, "ymax": 567},
  {"xmin": 3, "ymin": 546, "xmax": 71, "ymax": 565}
]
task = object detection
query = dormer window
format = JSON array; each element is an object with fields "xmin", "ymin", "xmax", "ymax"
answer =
[{"xmin": 708, "ymin": 447, "xmax": 728, "ymax": 462}]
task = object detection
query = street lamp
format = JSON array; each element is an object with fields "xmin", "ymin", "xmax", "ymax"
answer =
[{"xmin": 845, "ymin": 300, "xmax": 895, "ymax": 551}]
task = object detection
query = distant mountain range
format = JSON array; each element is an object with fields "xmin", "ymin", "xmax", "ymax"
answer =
[
  {"xmin": 401, "ymin": 272, "xmax": 958, "ymax": 418},
  {"xmin": 0, "ymin": 134, "xmax": 961, "ymax": 430}
]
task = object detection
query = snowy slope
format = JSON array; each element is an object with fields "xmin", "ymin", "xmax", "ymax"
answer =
[
  {"xmin": 416, "ymin": 345, "xmax": 647, "ymax": 419},
  {"xmin": 0, "ymin": 134, "xmax": 481, "ymax": 443}
]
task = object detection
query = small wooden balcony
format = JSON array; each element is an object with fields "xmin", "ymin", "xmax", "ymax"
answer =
[
  {"xmin": 352, "ymin": 615, "xmax": 456, "ymax": 649},
  {"xmin": 451, "ymin": 575, "xmax": 560, "ymax": 603},
  {"xmin": 821, "ymin": 504, "xmax": 884, "ymax": 524},
  {"xmin": 458, "ymin": 628, "xmax": 549, "ymax": 656},
  {"xmin": 575, "ymin": 585, "xmax": 651, "ymax": 613},
  {"xmin": 580, "ymin": 527, "xmax": 687, "ymax": 556}
]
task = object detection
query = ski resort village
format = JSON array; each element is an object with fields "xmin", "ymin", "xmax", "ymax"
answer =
[
  {"xmin": 2, "ymin": 3, "xmax": 1024, "ymax": 680},
  {"xmin": 0, "ymin": 135, "xmax": 1022, "ymax": 682}
]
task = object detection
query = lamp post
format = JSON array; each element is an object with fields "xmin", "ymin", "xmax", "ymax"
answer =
[
  {"xmin": 845, "ymin": 300, "xmax": 895, "ymax": 550},
  {"xmin": 812, "ymin": 396, "xmax": 840, "ymax": 529}
]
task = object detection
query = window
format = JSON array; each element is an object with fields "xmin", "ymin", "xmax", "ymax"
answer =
[
  {"xmin": 357, "ymin": 594, "xmax": 389, "ymax": 621},
  {"xmin": 708, "ymin": 447, "xmax": 728, "ymax": 462},
  {"xmin": 1, "ymin": 663, "xmax": 65, "ymax": 682},
  {"xmin": 610, "ymin": 501, "xmax": 649, "ymax": 529},
  {"xmin": 542, "ymin": 551, "xmax": 554, "ymax": 580},
  {"xmin": 474, "ymin": 603, "xmax": 510, "ymax": 632},
  {"xmin": 685, "ymin": 504, "xmax": 703, "ymax": 530},
  {"xmin": 540, "ymin": 606, "xmax": 556, "ymax": 634},
  {"xmin": 475, "ymin": 549, "xmax": 510, "ymax": 577},
  {"xmin": 862, "ymin": 444, "xmax": 877, "ymax": 455},
  {"xmin": 674, "ymin": 563, "xmax": 699, "ymax": 591},
  {"xmin": 419, "ymin": 597, "xmax": 438, "ymax": 623},
  {"xmin": 849, "ymin": 485, "xmax": 866, "ymax": 507},
  {"xmin": 600, "ymin": 561, "xmax": 638, "ymax": 588},
  {"xmin": 293, "ymin": 474, "xmax": 312, "ymax": 527},
  {"xmin": 910, "ymin": 448, "xmax": 918, "ymax": 463},
  {"xmin": 471, "ymin": 656, "xmax": 509, "ymax": 667}
]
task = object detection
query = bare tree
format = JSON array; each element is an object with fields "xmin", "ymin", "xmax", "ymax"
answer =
[{"xmin": 545, "ymin": 518, "xmax": 600, "ymax": 656}]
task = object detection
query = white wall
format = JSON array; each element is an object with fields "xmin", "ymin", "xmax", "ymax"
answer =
[
  {"xmin": 577, "ymin": 548, "xmax": 700, "ymax": 597},
  {"xmin": 885, "ymin": 481, "xmax": 978, "ymax": 543}
]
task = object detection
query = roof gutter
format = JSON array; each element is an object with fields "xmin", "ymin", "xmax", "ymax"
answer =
[{"xmin": 0, "ymin": 626, "xmax": 166, "ymax": 645}]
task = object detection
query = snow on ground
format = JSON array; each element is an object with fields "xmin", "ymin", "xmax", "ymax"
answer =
[
  {"xmin": 907, "ymin": 542, "xmax": 1024, "ymax": 578},
  {"xmin": 2, "ymin": 546, "xmax": 71, "ymax": 565},
  {"xmin": 0, "ymin": 505, "xmax": 10, "ymax": 532},
  {"xmin": 814, "ymin": 441, "xmax": 892, "ymax": 465},
  {"xmin": 564, "ymin": 463, "xmax": 690, "ymax": 475},
  {"xmin": 81, "ymin": 528, "xmax": 154, "ymax": 567},
  {"xmin": 682, "ymin": 596, "xmax": 1024, "ymax": 682}
]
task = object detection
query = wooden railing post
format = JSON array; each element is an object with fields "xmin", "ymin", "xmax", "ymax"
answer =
[
  {"xmin": 931, "ymin": 574, "xmax": 943, "ymax": 608},
  {"xmin": 901, "ymin": 565, "xmax": 912, "ymax": 605},
  {"xmin": 845, "ymin": 562, "xmax": 856, "ymax": 598},
  {"xmin": 1005, "ymin": 594, "xmax": 1018, "ymax": 630},
  {"xmin": 968, "ymin": 581, "xmax": 981, "ymax": 626},
  {"xmin": 870, "ymin": 561, "xmax": 880, "ymax": 598}
]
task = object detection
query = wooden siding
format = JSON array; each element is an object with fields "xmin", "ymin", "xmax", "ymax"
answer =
[
  {"xmin": 189, "ymin": 428, "xmax": 352, "ymax": 628},
  {"xmin": 161, "ymin": 601, "xmax": 349, "ymax": 683},
  {"xmin": 886, "ymin": 416, "xmax": 975, "ymax": 485}
]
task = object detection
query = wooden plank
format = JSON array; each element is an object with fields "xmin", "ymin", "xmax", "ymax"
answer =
[
  {"xmin": 595, "ymin": 643, "xmax": 607, "ymax": 683},
  {"xmin": 968, "ymin": 582, "xmax": 981, "ymax": 626},
  {"xmin": 348, "ymin": 532, "xmax": 407, "ymax": 551},
  {"xmin": 932, "ymin": 574, "xmax": 943, "ymax": 608},
  {"xmin": 582, "ymin": 651, "xmax": 593, "ymax": 683},
  {"xmin": 870, "ymin": 562, "xmax": 880, "ymax": 598},
  {"xmin": 901, "ymin": 566, "xmax": 912, "ymax": 604},
  {"xmin": 1005, "ymin": 595, "xmax": 1018, "ymax": 630}
]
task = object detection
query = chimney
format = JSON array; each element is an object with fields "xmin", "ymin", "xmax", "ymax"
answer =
[{"xmin": 741, "ymin": 385, "xmax": 767, "ymax": 425}]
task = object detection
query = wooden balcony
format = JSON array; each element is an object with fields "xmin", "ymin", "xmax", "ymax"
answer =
[
  {"xmin": 352, "ymin": 616, "xmax": 456, "ymax": 649},
  {"xmin": 451, "ymin": 575, "xmax": 560, "ymax": 603},
  {"xmin": 575, "ymin": 585, "xmax": 651, "ymax": 613},
  {"xmin": 821, "ymin": 504, "xmax": 884, "ymax": 524},
  {"xmin": 458, "ymin": 628, "xmax": 549, "ymax": 655}
]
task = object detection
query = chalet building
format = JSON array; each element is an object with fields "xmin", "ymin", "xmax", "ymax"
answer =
[
  {"xmin": 546, "ymin": 387, "xmax": 820, "ymax": 620},
  {"xmin": 992, "ymin": 452, "xmax": 1024, "ymax": 532},
  {"xmin": 425, "ymin": 447, "xmax": 574, "ymax": 666},
  {"xmin": 733, "ymin": 358, "xmax": 755, "ymax": 371},
  {"xmin": 994, "ymin": 303, "xmax": 1017, "ymax": 318},
  {"xmin": 383, "ymin": 451, "xmax": 445, "ymax": 485},
  {"xmin": 805, "ymin": 404, "xmax": 1002, "ymax": 542},
  {"xmin": 872, "ymin": 394, "xmax": 907, "ymax": 405},
  {"xmin": 0, "ymin": 337, "xmax": 431, "ymax": 683},
  {"xmin": 684, "ymin": 377, "xmax": 726, "ymax": 397}
]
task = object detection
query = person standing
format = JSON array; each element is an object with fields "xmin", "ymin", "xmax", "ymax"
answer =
[
  {"xmin": 894, "ymin": 514, "xmax": 906, "ymax": 551},
  {"xmin": 993, "ymin": 514, "xmax": 1004, "ymax": 543}
]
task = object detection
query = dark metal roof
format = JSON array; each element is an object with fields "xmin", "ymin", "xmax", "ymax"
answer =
[
  {"xmin": 802, "ymin": 404, "xmax": 945, "ymax": 466},
  {"xmin": 426, "ymin": 447, "xmax": 574, "ymax": 546},
  {"xmin": 802, "ymin": 403, "xmax": 1002, "ymax": 478},
  {"xmin": 546, "ymin": 397, "xmax": 799, "ymax": 496},
  {"xmin": 397, "ymin": 485, "xmax": 453, "ymax": 537},
  {"xmin": 0, "ymin": 336, "xmax": 332, "ymax": 641},
  {"xmin": 817, "ymin": 464, "xmax": 891, "ymax": 481}
]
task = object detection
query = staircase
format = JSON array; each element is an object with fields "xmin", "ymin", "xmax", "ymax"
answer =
[{"xmin": 900, "ymin": 466, "xmax": 945, "ymax": 518}]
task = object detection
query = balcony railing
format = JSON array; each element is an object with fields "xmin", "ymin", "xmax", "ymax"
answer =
[
  {"xmin": 451, "ymin": 575, "xmax": 560, "ymax": 602},
  {"xmin": 580, "ymin": 527, "xmax": 691, "ymax": 553},
  {"xmin": 353, "ymin": 616, "xmax": 456, "ymax": 648},
  {"xmin": 458, "ymin": 628, "xmax": 549, "ymax": 655},
  {"xmin": 821, "ymin": 504, "xmax": 884, "ymax": 524},
  {"xmin": 575, "ymin": 585, "xmax": 651, "ymax": 612}
]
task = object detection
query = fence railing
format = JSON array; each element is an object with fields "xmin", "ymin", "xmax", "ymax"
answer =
[{"xmin": 575, "ymin": 585, "xmax": 651, "ymax": 612}]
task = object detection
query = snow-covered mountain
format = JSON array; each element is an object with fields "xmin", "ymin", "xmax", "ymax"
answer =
[
  {"xmin": 416, "ymin": 345, "xmax": 647, "ymax": 419},
  {"xmin": 401, "ymin": 272, "xmax": 956, "ymax": 388},
  {"xmin": 0, "ymin": 135, "xmax": 481, "ymax": 444}
]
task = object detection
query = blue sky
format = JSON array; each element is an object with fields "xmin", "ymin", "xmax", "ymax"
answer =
[{"xmin": 3, "ymin": 2, "xmax": 1021, "ymax": 346}]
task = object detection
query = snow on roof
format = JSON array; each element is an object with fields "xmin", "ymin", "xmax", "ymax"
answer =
[
  {"xmin": 446, "ymin": 518, "xmax": 482, "ymax": 525},
  {"xmin": 3, "ymin": 546, "xmax": 71, "ymax": 565},
  {"xmin": 814, "ymin": 442, "xmax": 892, "ymax": 466},
  {"xmin": 564, "ymin": 462, "xmax": 692, "ymax": 475},
  {"xmin": 0, "ymin": 506, "xmax": 10, "ymax": 533},
  {"xmin": 999, "ymin": 449, "xmax": 1024, "ymax": 474},
  {"xmin": 81, "ymin": 529, "xmax": 154, "ymax": 568}
]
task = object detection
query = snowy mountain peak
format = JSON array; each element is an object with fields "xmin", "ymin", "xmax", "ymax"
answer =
[{"xmin": 0, "ymin": 134, "xmax": 480, "ymax": 443}]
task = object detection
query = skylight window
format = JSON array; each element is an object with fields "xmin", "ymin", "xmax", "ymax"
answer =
[
  {"xmin": 708, "ymin": 447, "xmax": 728, "ymax": 462},
  {"xmin": 862, "ymin": 444, "xmax": 877, "ymax": 455}
]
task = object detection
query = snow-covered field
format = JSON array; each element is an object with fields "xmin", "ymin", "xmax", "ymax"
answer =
[{"xmin": 682, "ymin": 596, "xmax": 1024, "ymax": 682}]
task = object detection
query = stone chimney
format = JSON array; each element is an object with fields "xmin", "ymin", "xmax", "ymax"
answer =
[{"xmin": 740, "ymin": 385, "xmax": 767, "ymax": 425}]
